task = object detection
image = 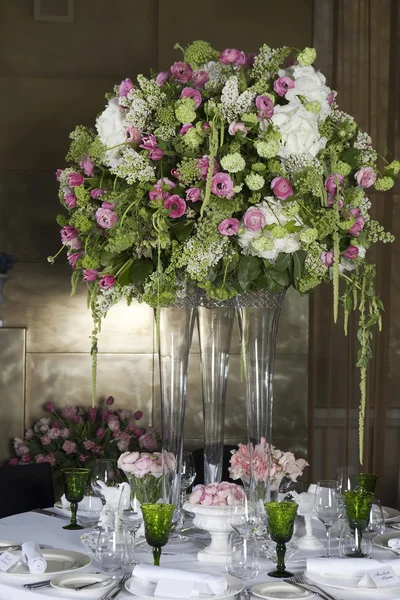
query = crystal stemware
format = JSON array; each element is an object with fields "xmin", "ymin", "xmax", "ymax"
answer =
[
  {"xmin": 141, "ymin": 503, "xmax": 175, "ymax": 566},
  {"xmin": 118, "ymin": 486, "xmax": 143, "ymax": 565},
  {"xmin": 96, "ymin": 511, "xmax": 130, "ymax": 571},
  {"xmin": 61, "ymin": 468, "xmax": 90, "ymax": 530},
  {"xmin": 180, "ymin": 451, "xmax": 196, "ymax": 506},
  {"xmin": 265, "ymin": 501, "xmax": 298, "ymax": 578},
  {"xmin": 336, "ymin": 465, "xmax": 359, "ymax": 534},
  {"xmin": 343, "ymin": 488, "xmax": 374, "ymax": 557},
  {"xmin": 314, "ymin": 480, "xmax": 340, "ymax": 558},
  {"xmin": 359, "ymin": 473, "xmax": 378, "ymax": 494},
  {"xmin": 367, "ymin": 498, "xmax": 385, "ymax": 537},
  {"xmin": 90, "ymin": 459, "xmax": 118, "ymax": 504},
  {"xmin": 226, "ymin": 532, "xmax": 260, "ymax": 582},
  {"xmin": 230, "ymin": 498, "xmax": 258, "ymax": 539}
]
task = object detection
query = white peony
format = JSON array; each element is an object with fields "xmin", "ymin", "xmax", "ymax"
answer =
[
  {"xmin": 271, "ymin": 102, "xmax": 327, "ymax": 158},
  {"xmin": 96, "ymin": 99, "xmax": 127, "ymax": 167},
  {"xmin": 284, "ymin": 65, "xmax": 332, "ymax": 120}
]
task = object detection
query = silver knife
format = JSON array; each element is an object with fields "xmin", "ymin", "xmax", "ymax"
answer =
[{"xmin": 31, "ymin": 508, "xmax": 68, "ymax": 520}]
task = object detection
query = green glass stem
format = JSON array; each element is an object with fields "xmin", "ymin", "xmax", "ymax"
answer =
[
  {"xmin": 153, "ymin": 546, "xmax": 162, "ymax": 566},
  {"xmin": 276, "ymin": 542, "xmax": 286, "ymax": 574},
  {"xmin": 70, "ymin": 501, "xmax": 77, "ymax": 527}
]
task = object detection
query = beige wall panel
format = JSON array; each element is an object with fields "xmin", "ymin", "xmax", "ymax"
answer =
[
  {"xmin": 2, "ymin": 263, "xmax": 154, "ymax": 354},
  {"xmin": 25, "ymin": 352, "xmax": 154, "ymax": 428},
  {"xmin": 0, "ymin": 0, "xmax": 158, "ymax": 80},
  {"xmin": 0, "ymin": 328, "xmax": 26, "ymax": 462},
  {"xmin": 158, "ymin": 0, "xmax": 313, "ymax": 70}
]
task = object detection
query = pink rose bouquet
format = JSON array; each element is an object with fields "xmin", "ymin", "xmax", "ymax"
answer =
[
  {"xmin": 118, "ymin": 450, "xmax": 176, "ymax": 504},
  {"xmin": 188, "ymin": 482, "xmax": 245, "ymax": 507}
]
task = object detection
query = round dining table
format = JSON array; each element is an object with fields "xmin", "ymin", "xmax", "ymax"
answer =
[{"xmin": 0, "ymin": 509, "xmax": 399, "ymax": 600}]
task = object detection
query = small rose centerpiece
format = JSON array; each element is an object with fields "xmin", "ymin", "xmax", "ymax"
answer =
[{"xmin": 118, "ymin": 450, "xmax": 176, "ymax": 504}]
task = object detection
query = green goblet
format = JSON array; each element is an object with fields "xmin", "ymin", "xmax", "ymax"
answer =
[
  {"xmin": 344, "ymin": 489, "xmax": 374, "ymax": 557},
  {"xmin": 61, "ymin": 468, "xmax": 90, "ymax": 530},
  {"xmin": 141, "ymin": 503, "xmax": 175, "ymax": 566},
  {"xmin": 265, "ymin": 501, "xmax": 298, "ymax": 578},
  {"xmin": 359, "ymin": 473, "xmax": 378, "ymax": 494}
]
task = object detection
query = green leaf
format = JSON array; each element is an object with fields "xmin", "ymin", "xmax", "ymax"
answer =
[
  {"xmin": 174, "ymin": 221, "xmax": 195, "ymax": 242},
  {"xmin": 293, "ymin": 250, "xmax": 307, "ymax": 282},
  {"xmin": 270, "ymin": 253, "xmax": 291, "ymax": 272},
  {"xmin": 238, "ymin": 256, "xmax": 261, "ymax": 292},
  {"xmin": 130, "ymin": 259, "xmax": 154, "ymax": 288},
  {"xmin": 365, "ymin": 314, "xmax": 379, "ymax": 328},
  {"xmin": 100, "ymin": 250, "xmax": 119, "ymax": 267},
  {"xmin": 340, "ymin": 149, "xmax": 361, "ymax": 167},
  {"xmin": 269, "ymin": 268, "xmax": 290, "ymax": 288},
  {"xmin": 265, "ymin": 271, "xmax": 285, "ymax": 293},
  {"xmin": 117, "ymin": 259, "xmax": 134, "ymax": 286}
]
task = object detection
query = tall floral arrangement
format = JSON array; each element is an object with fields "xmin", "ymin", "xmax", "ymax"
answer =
[{"xmin": 51, "ymin": 40, "xmax": 398, "ymax": 461}]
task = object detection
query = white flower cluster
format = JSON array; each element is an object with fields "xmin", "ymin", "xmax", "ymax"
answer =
[
  {"xmin": 282, "ymin": 153, "xmax": 323, "ymax": 174},
  {"xmin": 203, "ymin": 61, "xmax": 226, "ymax": 85},
  {"xmin": 125, "ymin": 96, "xmax": 151, "ymax": 132},
  {"xmin": 110, "ymin": 147, "xmax": 155, "ymax": 184},
  {"xmin": 284, "ymin": 65, "xmax": 332, "ymax": 120},
  {"xmin": 271, "ymin": 103, "xmax": 327, "ymax": 158},
  {"xmin": 183, "ymin": 237, "xmax": 227, "ymax": 281},
  {"xmin": 95, "ymin": 99, "xmax": 127, "ymax": 168},
  {"xmin": 220, "ymin": 76, "xmax": 256, "ymax": 122},
  {"xmin": 330, "ymin": 106, "xmax": 355, "ymax": 126}
]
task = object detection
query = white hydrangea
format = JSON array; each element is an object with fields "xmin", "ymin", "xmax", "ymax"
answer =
[
  {"xmin": 283, "ymin": 65, "xmax": 332, "ymax": 120},
  {"xmin": 238, "ymin": 198, "xmax": 303, "ymax": 261},
  {"xmin": 271, "ymin": 102, "xmax": 327, "ymax": 158},
  {"xmin": 203, "ymin": 60, "xmax": 226, "ymax": 84},
  {"xmin": 95, "ymin": 99, "xmax": 127, "ymax": 168}
]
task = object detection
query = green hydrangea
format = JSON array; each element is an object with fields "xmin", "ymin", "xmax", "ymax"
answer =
[
  {"xmin": 385, "ymin": 160, "xmax": 400, "ymax": 175},
  {"xmin": 252, "ymin": 236, "xmax": 274, "ymax": 253},
  {"xmin": 281, "ymin": 201, "xmax": 300, "ymax": 218},
  {"xmin": 256, "ymin": 140, "xmax": 279, "ymax": 158},
  {"xmin": 175, "ymin": 98, "xmax": 197, "ymax": 123},
  {"xmin": 271, "ymin": 225, "xmax": 287, "ymax": 239},
  {"xmin": 294, "ymin": 167, "xmax": 324, "ymax": 199},
  {"xmin": 374, "ymin": 176, "xmax": 394, "ymax": 191},
  {"xmin": 200, "ymin": 280, "xmax": 237, "ymax": 301},
  {"xmin": 300, "ymin": 228, "xmax": 318, "ymax": 245},
  {"xmin": 89, "ymin": 137, "xmax": 106, "ymax": 165},
  {"xmin": 252, "ymin": 162, "xmax": 267, "ymax": 173},
  {"xmin": 75, "ymin": 185, "xmax": 91, "ymax": 207},
  {"xmin": 336, "ymin": 161, "xmax": 352, "ymax": 177},
  {"xmin": 242, "ymin": 113, "xmax": 258, "ymax": 125},
  {"xmin": 183, "ymin": 40, "xmax": 219, "ymax": 69},
  {"xmin": 66, "ymin": 125, "xmax": 95, "ymax": 163},
  {"xmin": 182, "ymin": 128, "xmax": 203, "ymax": 151},
  {"xmin": 245, "ymin": 173, "xmax": 265, "ymax": 190},
  {"xmin": 297, "ymin": 47, "xmax": 317, "ymax": 66},
  {"xmin": 344, "ymin": 186, "xmax": 365, "ymax": 206},
  {"xmin": 106, "ymin": 229, "xmax": 138, "ymax": 253},
  {"xmin": 220, "ymin": 152, "xmax": 246, "ymax": 173},
  {"xmin": 298, "ymin": 274, "xmax": 322, "ymax": 293},
  {"xmin": 177, "ymin": 157, "xmax": 201, "ymax": 185},
  {"xmin": 305, "ymin": 101, "xmax": 321, "ymax": 113},
  {"xmin": 318, "ymin": 119, "xmax": 334, "ymax": 138},
  {"xmin": 233, "ymin": 184, "xmax": 244, "ymax": 193},
  {"xmin": 228, "ymin": 141, "xmax": 241, "ymax": 153},
  {"xmin": 157, "ymin": 105, "xmax": 178, "ymax": 128},
  {"xmin": 81, "ymin": 255, "xmax": 100, "ymax": 269},
  {"xmin": 267, "ymin": 159, "xmax": 284, "ymax": 175},
  {"xmin": 311, "ymin": 208, "xmax": 339, "ymax": 239},
  {"xmin": 249, "ymin": 80, "xmax": 271, "ymax": 95},
  {"xmin": 56, "ymin": 214, "xmax": 69, "ymax": 227},
  {"xmin": 70, "ymin": 213, "xmax": 93, "ymax": 234}
]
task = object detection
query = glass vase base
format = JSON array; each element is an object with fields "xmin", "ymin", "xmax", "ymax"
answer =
[
  {"xmin": 63, "ymin": 523, "xmax": 84, "ymax": 531},
  {"xmin": 268, "ymin": 569, "xmax": 294, "ymax": 578}
]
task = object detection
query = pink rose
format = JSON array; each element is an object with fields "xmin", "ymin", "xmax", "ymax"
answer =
[
  {"xmin": 9, "ymin": 458, "xmax": 19, "ymax": 466},
  {"xmin": 204, "ymin": 483, "xmax": 218, "ymax": 495},
  {"xmin": 40, "ymin": 435, "xmax": 51, "ymax": 446},
  {"xmin": 79, "ymin": 155, "xmax": 95, "ymax": 177},
  {"xmin": 355, "ymin": 167, "xmax": 377, "ymax": 188},
  {"xmin": 343, "ymin": 245, "xmax": 359, "ymax": 259},
  {"xmin": 215, "ymin": 481, "xmax": 233, "ymax": 499},
  {"xmin": 83, "ymin": 269, "xmax": 98, "ymax": 282},
  {"xmin": 139, "ymin": 433, "xmax": 157, "ymax": 451},
  {"xmin": 90, "ymin": 188, "xmax": 106, "ymax": 199},
  {"xmin": 211, "ymin": 173, "xmax": 234, "ymax": 199},
  {"xmin": 219, "ymin": 48, "xmax": 246, "ymax": 66},
  {"xmin": 96, "ymin": 428, "xmax": 105, "ymax": 439},
  {"xmin": 196, "ymin": 156, "xmax": 219, "ymax": 180},
  {"xmin": 133, "ymin": 410, "xmax": 143, "ymax": 420},
  {"xmin": 99, "ymin": 275, "xmax": 115, "ymax": 289},
  {"xmin": 62, "ymin": 440, "xmax": 77, "ymax": 455},
  {"xmin": 200, "ymin": 492, "xmax": 214, "ymax": 506},
  {"xmin": 320, "ymin": 250, "xmax": 334, "ymax": 267},
  {"xmin": 191, "ymin": 70, "xmax": 209, "ymax": 89},
  {"xmin": 117, "ymin": 451, "xmax": 140, "ymax": 472},
  {"xmin": 227, "ymin": 486, "xmax": 245, "ymax": 506},
  {"xmin": 218, "ymin": 218, "xmax": 240, "ymax": 236},
  {"xmin": 189, "ymin": 485, "xmax": 204, "ymax": 504},
  {"xmin": 118, "ymin": 78, "xmax": 134, "ymax": 97},
  {"xmin": 150, "ymin": 460, "xmax": 163, "ymax": 478},
  {"xmin": 149, "ymin": 147, "xmax": 164, "ymax": 161},
  {"xmin": 243, "ymin": 207, "xmax": 266, "ymax": 232},
  {"xmin": 96, "ymin": 207, "xmax": 118, "ymax": 229},
  {"xmin": 185, "ymin": 187, "xmax": 201, "ymax": 203},
  {"xmin": 64, "ymin": 192, "xmax": 77, "ymax": 209},
  {"xmin": 170, "ymin": 62, "xmax": 193, "ymax": 84},
  {"xmin": 180, "ymin": 87, "xmax": 202, "ymax": 109},
  {"xmin": 60, "ymin": 226, "xmax": 81, "ymax": 250},
  {"xmin": 67, "ymin": 252, "xmax": 83, "ymax": 269},
  {"xmin": 56, "ymin": 169, "xmax": 63, "ymax": 182},
  {"xmin": 67, "ymin": 172, "xmax": 85, "ymax": 188},
  {"xmin": 126, "ymin": 126, "xmax": 142, "ymax": 144},
  {"xmin": 324, "ymin": 174, "xmax": 344, "ymax": 195},
  {"xmin": 255, "ymin": 95, "xmax": 274, "ymax": 118},
  {"xmin": 164, "ymin": 195, "xmax": 186, "ymax": 218},
  {"xmin": 228, "ymin": 122, "xmax": 248, "ymax": 137},
  {"xmin": 48, "ymin": 428, "xmax": 60, "ymax": 440},
  {"xmin": 273, "ymin": 76, "xmax": 295, "ymax": 96},
  {"xmin": 180, "ymin": 123, "xmax": 194, "ymax": 135},
  {"xmin": 156, "ymin": 71, "xmax": 170, "ymax": 86},
  {"xmin": 347, "ymin": 208, "xmax": 365, "ymax": 237},
  {"xmin": 271, "ymin": 177, "xmax": 293, "ymax": 200},
  {"xmin": 45, "ymin": 401, "xmax": 55, "ymax": 412},
  {"xmin": 132, "ymin": 456, "xmax": 153, "ymax": 478}
]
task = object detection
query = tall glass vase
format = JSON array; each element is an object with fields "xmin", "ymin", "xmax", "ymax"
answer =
[
  {"xmin": 236, "ymin": 290, "xmax": 286, "ymax": 505},
  {"xmin": 156, "ymin": 298, "xmax": 197, "ymax": 513},
  {"xmin": 197, "ymin": 298, "xmax": 235, "ymax": 484}
]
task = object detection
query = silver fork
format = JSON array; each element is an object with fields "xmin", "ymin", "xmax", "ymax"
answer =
[
  {"xmin": 98, "ymin": 572, "xmax": 131, "ymax": 600},
  {"xmin": 285, "ymin": 572, "xmax": 339, "ymax": 600}
]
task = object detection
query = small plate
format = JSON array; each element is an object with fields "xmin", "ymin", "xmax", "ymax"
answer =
[
  {"xmin": 51, "ymin": 573, "xmax": 115, "ymax": 597},
  {"xmin": 383, "ymin": 506, "xmax": 400, "ymax": 522},
  {"xmin": 0, "ymin": 549, "xmax": 91, "ymax": 582},
  {"xmin": 306, "ymin": 569, "xmax": 400, "ymax": 591},
  {"xmin": 125, "ymin": 573, "xmax": 243, "ymax": 600},
  {"xmin": 373, "ymin": 531, "xmax": 400, "ymax": 553},
  {"xmin": 251, "ymin": 582, "xmax": 314, "ymax": 599}
]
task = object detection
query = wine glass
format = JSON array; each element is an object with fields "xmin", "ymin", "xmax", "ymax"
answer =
[
  {"xmin": 367, "ymin": 498, "xmax": 385, "ymax": 537},
  {"xmin": 180, "ymin": 452, "xmax": 196, "ymax": 506},
  {"xmin": 226, "ymin": 533, "xmax": 260, "ymax": 583},
  {"xmin": 265, "ymin": 501, "xmax": 298, "ymax": 578},
  {"xmin": 230, "ymin": 498, "xmax": 258, "ymax": 539},
  {"xmin": 314, "ymin": 480, "xmax": 341, "ymax": 557},
  {"xmin": 61, "ymin": 468, "xmax": 90, "ymax": 530},
  {"xmin": 91, "ymin": 459, "xmax": 119, "ymax": 504},
  {"xmin": 96, "ymin": 512, "xmax": 130, "ymax": 571},
  {"xmin": 118, "ymin": 487, "xmax": 143, "ymax": 565},
  {"xmin": 359, "ymin": 473, "xmax": 378, "ymax": 494},
  {"xmin": 141, "ymin": 503, "xmax": 175, "ymax": 566},
  {"xmin": 336, "ymin": 466, "xmax": 359, "ymax": 533}
]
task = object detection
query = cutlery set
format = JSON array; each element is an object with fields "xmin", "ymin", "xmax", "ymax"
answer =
[{"xmin": 285, "ymin": 573, "xmax": 340, "ymax": 600}]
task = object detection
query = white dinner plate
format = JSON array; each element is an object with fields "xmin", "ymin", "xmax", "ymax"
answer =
[
  {"xmin": 50, "ymin": 573, "xmax": 115, "ymax": 597},
  {"xmin": 373, "ymin": 531, "xmax": 400, "ymax": 553},
  {"xmin": 0, "ymin": 549, "xmax": 91, "ymax": 581},
  {"xmin": 306, "ymin": 569, "xmax": 400, "ymax": 591},
  {"xmin": 125, "ymin": 573, "xmax": 243, "ymax": 600},
  {"xmin": 251, "ymin": 581, "xmax": 314, "ymax": 599},
  {"xmin": 383, "ymin": 506, "xmax": 400, "ymax": 522}
]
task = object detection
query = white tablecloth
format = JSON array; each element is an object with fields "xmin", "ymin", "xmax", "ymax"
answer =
[{"xmin": 0, "ymin": 510, "xmax": 399, "ymax": 599}]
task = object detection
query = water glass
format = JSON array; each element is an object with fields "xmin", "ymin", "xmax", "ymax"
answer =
[
  {"xmin": 226, "ymin": 533, "xmax": 260, "ymax": 582},
  {"xmin": 314, "ymin": 480, "xmax": 341, "ymax": 557},
  {"xmin": 230, "ymin": 499, "xmax": 258, "ymax": 539},
  {"xmin": 180, "ymin": 452, "xmax": 196, "ymax": 505},
  {"xmin": 339, "ymin": 521, "xmax": 372, "ymax": 558},
  {"xmin": 118, "ymin": 487, "xmax": 143, "ymax": 565},
  {"xmin": 95, "ymin": 515, "xmax": 130, "ymax": 571},
  {"xmin": 91, "ymin": 459, "xmax": 119, "ymax": 504},
  {"xmin": 367, "ymin": 498, "xmax": 385, "ymax": 537}
]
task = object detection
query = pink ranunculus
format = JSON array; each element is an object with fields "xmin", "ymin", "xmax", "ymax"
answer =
[
  {"xmin": 79, "ymin": 454, "xmax": 89, "ymax": 463},
  {"xmin": 255, "ymin": 95, "xmax": 274, "ymax": 118},
  {"xmin": 327, "ymin": 194, "xmax": 344, "ymax": 209},
  {"xmin": 347, "ymin": 208, "xmax": 365, "ymax": 237},
  {"xmin": 99, "ymin": 275, "xmax": 115, "ymax": 289},
  {"xmin": 246, "ymin": 52, "xmax": 256, "ymax": 67},
  {"xmin": 67, "ymin": 252, "xmax": 83, "ymax": 269},
  {"xmin": 185, "ymin": 187, "xmax": 202, "ymax": 203},
  {"xmin": 61, "ymin": 406, "xmax": 76, "ymax": 420},
  {"xmin": 126, "ymin": 126, "xmax": 142, "ymax": 144},
  {"xmin": 83, "ymin": 440, "xmax": 95, "ymax": 451},
  {"xmin": 324, "ymin": 173, "xmax": 344, "ymax": 195},
  {"xmin": 196, "ymin": 156, "xmax": 219, "ymax": 180},
  {"xmin": 9, "ymin": 458, "xmax": 19, "ymax": 466},
  {"xmin": 139, "ymin": 433, "xmax": 157, "ymax": 451},
  {"xmin": 156, "ymin": 71, "xmax": 170, "ymax": 87},
  {"xmin": 355, "ymin": 167, "xmax": 377, "ymax": 188},
  {"xmin": 228, "ymin": 121, "xmax": 248, "ymax": 137},
  {"xmin": 64, "ymin": 192, "xmax": 77, "ymax": 209},
  {"xmin": 164, "ymin": 195, "xmax": 186, "ymax": 218},
  {"xmin": 189, "ymin": 485, "xmax": 204, "ymax": 504},
  {"xmin": 271, "ymin": 176, "xmax": 293, "ymax": 200},
  {"xmin": 149, "ymin": 147, "xmax": 164, "ymax": 161},
  {"xmin": 67, "ymin": 172, "xmax": 85, "ymax": 188},
  {"xmin": 171, "ymin": 61, "xmax": 193, "ymax": 84},
  {"xmin": 180, "ymin": 87, "xmax": 202, "ymax": 109},
  {"xmin": 273, "ymin": 76, "xmax": 295, "ymax": 96},
  {"xmin": 150, "ymin": 460, "xmax": 163, "ymax": 478},
  {"xmin": 48, "ymin": 427, "xmax": 60, "ymax": 440},
  {"xmin": 118, "ymin": 78, "xmax": 134, "ymax": 97},
  {"xmin": 79, "ymin": 155, "xmax": 95, "ymax": 177},
  {"xmin": 59, "ymin": 428, "xmax": 70, "ymax": 439},
  {"xmin": 45, "ymin": 401, "xmax": 55, "ymax": 412},
  {"xmin": 60, "ymin": 226, "xmax": 80, "ymax": 249},
  {"xmin": 117, "ymin": 451, "xmax": 140, "ymax": 472},
  {"xmin": 191, "ymin": 70, "xmax": 209, "ymax": 89},
  {"xmin": 320, "ymin": 250, "xmax": 334, "ymax": 267},
  {"xmin": 96, "ymin": 207, "xmax": 118, "ymax": 229},
  {"xmin": 83, "ymin": 269, "xmax": 98, "ymax": 282},
  {"xmin": 40, "ymin": 435, "xmax": 51, "ymax": 446},
  {"xmin": 132, "ymin": 456, "xmax": 153, "ymax": 478},
  {"xmin": 218, "ymin": 218, "xmax": 240, "ymax": 236},
  {"xmin": 62, "ymin": 440, "xmax": 77, "ymax": 454},
  {"xmin": 56, "ymin": 169, "xmax": 63, "ymax": 182},
  {"xmin": 200, "ymin": 492, "xmax": 214, "ymax": 506},
  {"xmin": 243, "ymin": 207, "xmax": 266, "ymax": 231},
  {"xmin": 180, "ymin": 123, "xmax": 194, "ymax": 135},
  {"xmin": 43, "ymin": 453, "xmax": 56, "ymax": 467},
  {"xmin": 343, "ymin": 245, "xmax": 359, "ymax": 259},
  {"xmin": 211, "ymin": 173, "xmax": 235, "ymax": 199},
  {"xmin": 87, "ymin": 407, "xmax": 97, "ymax": 421},
  {"xmin": 133, "ymin": 410, "xmax": 143, "ymax": 420},
  {"xmin": 219, "ymin": 48, "xmax": 246, "ymax": 66},
  {"xmin": 90, "ymin": 188, "xmax": 106, "ymax": 199},
  {"xmin": 327, "ymin": 91, "xmax": 336, "ymax": 105}
]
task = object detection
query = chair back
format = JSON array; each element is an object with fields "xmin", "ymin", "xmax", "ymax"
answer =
[{"xmin": 0, "ymin": 463, "xmax": 55, "ymax": 518}]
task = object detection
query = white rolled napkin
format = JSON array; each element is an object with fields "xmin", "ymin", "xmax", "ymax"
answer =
[
  {"xmin": 21, "ymin": 542, "xmax": 47, "ymax": 574},
  {"xmin": 61, "ymin": 494, "xmax": 103, "ymax": 511},
  {"xmin": 388, "ymin": 539, "xmax": 400, "ymax": 549},
  {"xmin": 307, "ymin": 557, "xmax": 400, "ymax": 577},
  {"xmin": 133, "ymin": 564, "xmax": 228, "ymax": 597}
]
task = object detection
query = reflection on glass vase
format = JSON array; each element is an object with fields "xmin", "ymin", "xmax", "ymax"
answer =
[
  {"xmin": 236, "ymin": 290, "xmax": 286, "ymax": 505},
  {"xmin": 156, "ymin": 297, "xmax": 197, "ymax": 515},
  {"xmin": 198, "ymin": 298, "xmax": 235, "ymax": 484}
]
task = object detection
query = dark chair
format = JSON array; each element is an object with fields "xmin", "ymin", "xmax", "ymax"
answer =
[
  {"xmin": 0, "ymin": 463, "xmax": 55, "ymax": 518},
  {"xmin": 192, "ymin": 445, "xmax": 238, "ymax": 487}
]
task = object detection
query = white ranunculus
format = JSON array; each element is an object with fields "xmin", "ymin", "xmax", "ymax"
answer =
[
  {"xmin": 285, "ymin": 65, "xmax": 332, "ymax": 120},
  {"xmin": 96, "ymin": 99, "xmax": 127, "ymax": 167},
  {"xmin": 271, "ymin": 102, "xmax": 327, "ymax": 158}
]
